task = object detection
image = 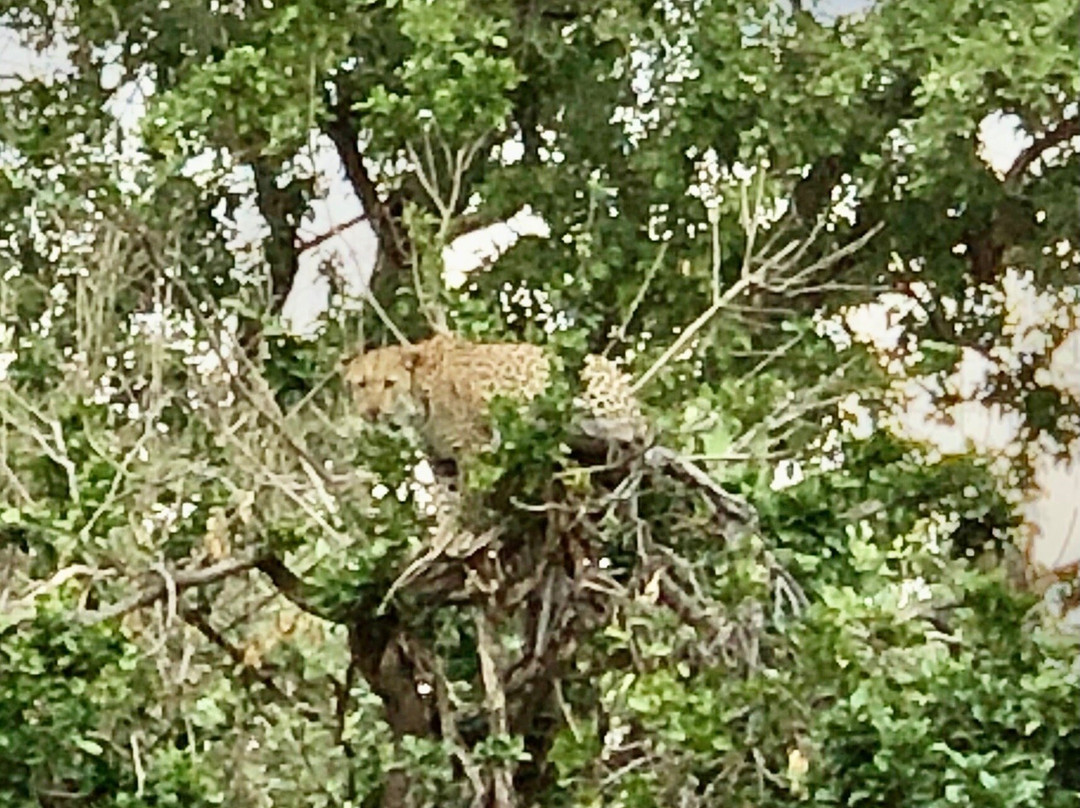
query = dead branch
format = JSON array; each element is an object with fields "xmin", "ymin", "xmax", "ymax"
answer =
[
  {"xmin": 475, "ymin": 610, "xmax": 516, "ymax": 808},
  {"xmin": 171, "ymin": 273, "xmax": 348, "ymax": 489},
  {"xmin": 0, "ymin": 387, "xmax": 81, "ymax": 504},
  {"xmin": 2, "ymin": 565, "xmax": 112, "ymax": 627}
]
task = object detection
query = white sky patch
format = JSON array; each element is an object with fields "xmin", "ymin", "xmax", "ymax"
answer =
[
  {"xmin": 0, "ymin": 25, "xmax": 73, "ymax": 89},
  {"xmin": 845, "ymin": 292, "xmax": 922, "ymax": 353},
  {"xmin": 276, "ymin": 141, "xmax": 553, "ymax": 337},
  {"xmin": 977, "ymin": 112, "xmax": 1031, "ymax": 177},
  {"xmin": 770, "ymin": 458, "xmax": 805, "ymax": 491},
  {"xmin": 1000, "ymin": 267, "xmax": 1073, "ymax": 357},
  {"xmin": 1046, "ymin": 329, "xmax": 1080, "ymax": 400},
  {"xmin": 1028, "ymin": 444, "xmax": 1080, "ymax": 571},
  {"xmin": 893, "ymin": 385, "xmax": 1025, "ymax": 457},
  {"xmin": 280, "ymin": 134, "xmax": 379, "ymax": 338},
  {"xmin": 443, "ymin": 206, "xmax": 551, "ymax": 290},
  {"xmin": 101, "ymin": 69, "xmax": 156, "ymax": 196},
  {"xmin": 491, "ymin": 136, "xmax": 525, "ymax": 166},
  {"xmin": 844, "ymin": 271, "xmax": 1080, "ymax": 570},
  {"xmin": 838, "ymin": 392, "xmax": 874, "ymax": 439},
  {"xmin": 977, "ymin": 107, "xmax": 1080, "ymax": 179}
]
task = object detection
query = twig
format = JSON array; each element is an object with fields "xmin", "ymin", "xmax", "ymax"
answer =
[
  {"xmin": 406, "ymin": 140, "xmax": 449, "ymax": 222},
  {"xmin": 131, "ymin": 734, "xmax": 146, "ymax": 798},
  {"xmin": 766, "ymin": 222, "xmax": 885, "ymax": 294},
  {"xmin": 296, "ymin": 213, "xmax": 370, "ymax": 254},
  {"xmin": 82, "ymin": 557, "xmax": 258, "ymax": 624},
  {"xmin": 0, "ymin": 390, "xmax": 81, "ymax": 504},
  {"xmin": 173, "ymin": 275, "xmax": 336, "ymax": 474},
  {"xmin": 149, "ymin": 561, "xmax": 178, "ymax": 628},
  {"xmin": 606, "ymin": 243, "xmax": 668, "ymax": 353},
  {"xmin": 417, "ymin": 650, "xmax": 488, "ymax": 806},
  {"xmin": 642, "ymin": 445, "xmax": 757, "ymax": 529},
  {"xmin": 631, "ymin": 178, "xmax": 776, "ymax": 394},
  {"xmin": 2, "ymin": 565, "xmax": 110, "ymax": 624},
  {"xmin": 682, "ymin": 449, "xmax": 796, "ymax": 463},
  {"xmin": 741, "ymin": 331, "xmax": 807, "ymax": 385},
  {"xmin": 79, "ymin": 417, "xmax": 162, "ymax": 541},
  {"xmin": 361, "ymin": 287, "xmax": 411, "ymax": 345},
  {"xmin": 475, "ymin": 610, "xmax": 516, "ymax": 808},
  {"xmin": 629, "ymin": 290, "xmax": 732, "ymax": 394},
  {"xmin": 182, "ymin": 605, "xmax": 324, "ymax": 722},
  {"xmin": 221, "ymin": 434, "xmax": 349, "ymax": 546}
]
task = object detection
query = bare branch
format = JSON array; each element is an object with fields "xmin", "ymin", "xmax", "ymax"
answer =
[
  {"xmin": 406, "ymin": 139, "xmax": 450, "ymax": 222},
  {"xmin": 166, "ymin": 271, "xmax": 355, "ymax": 490},
  {"xmin": 643, "ymin": 445, "xmax": 757, "ymax": 528},
  {"xmin": 2, "ymin": 565, "xmax": 110, "ymax": 626},
  {"xmin": 630, "ymin": 171, "xmax": 789, "ymax": 394},
  {"xmin": 763, "ymin": 222, "xmax": 885, "ymax": 294},
  {"xmin": 254, "ymin": 556, "xmax": 341, "ymax": 622},
  {"xmin": 475, "ymin": 610, "xmax": 515, "ymax": 808},
  {"xmin": 82, "ymin": 557, "xmax": 259, "ymax": 624},
  {"xmin": 0, "ymin": 387, "xmax": 81, "ymax": 504}
]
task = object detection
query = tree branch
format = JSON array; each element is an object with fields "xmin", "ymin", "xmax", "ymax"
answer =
[
  {"xmin": 1004, "ymin": 115, "xmax": 1080, "ymax": 185},
  {"xmin": 82, "ymin": 557, "xmax": 259, "ymax": 624},
  {"xmin": 255, "ymin": 556, "xmax": 342, "ymax": 622},
  {"xmin": 325, "ymin": 103, "xmax": 409, "ymax": 271},
  {"xmin": 252, "ymin": 157, "xmax": 305, "ymax": 308},
  {"xmin": 297, "ymin": 212, "xmax": 370, "ymax": 254}
]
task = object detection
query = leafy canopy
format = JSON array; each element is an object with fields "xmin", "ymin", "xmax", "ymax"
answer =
[{"xmin": 0, "ymin": 0, "xmax": 1077, "ymax": 806}]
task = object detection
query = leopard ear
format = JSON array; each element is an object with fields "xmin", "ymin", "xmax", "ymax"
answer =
[
  {"xmin": 400, "ymin": 344, "xmax": 422, "ymax": 370},
  {"xmin": 341, "ymin": 354, "xmax": 363, "ymax": 383}
]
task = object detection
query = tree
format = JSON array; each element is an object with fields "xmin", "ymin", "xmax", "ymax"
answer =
[{"xmin": 1, "ymin": 0, "xmax": 1078, "ymax": 806}]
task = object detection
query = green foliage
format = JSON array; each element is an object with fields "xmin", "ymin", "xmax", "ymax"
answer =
[
  {"xmin": 804, "ymin": 580, "xmax": 1080, "ymax": 807},
  {"xmin": 144, "ymin": 3, "xmax": 359, "ymax": 160},
  {"xmin": 0, "ymin": 603, "xmax": 137, "ymax": 806},
  {"xmin": 1, "ymin": 0, "xmax": 1078, "ymax": 804},
  {"xmin": 360, "ymin": 0, "xmax": 521, "ymax": 146},
  {"xmin": 541, "ymin": 528, "xmax": 1080, "ymax": 807}
]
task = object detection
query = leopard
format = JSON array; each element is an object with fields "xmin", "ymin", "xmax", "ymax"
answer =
[
  {"xmin": 344, "ymin": 333, "xmax": 648, "ymax": 460},
  {"xmin": 346, "ymin": 334, "xmax": 651, "ymax": 602}
]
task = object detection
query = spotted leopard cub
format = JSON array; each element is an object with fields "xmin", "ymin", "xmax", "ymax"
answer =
[{"xmin": 344, "ymin": 334, "xmax": 647, "ymax": 459}]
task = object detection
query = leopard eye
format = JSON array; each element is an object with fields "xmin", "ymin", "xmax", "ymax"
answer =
[{"xmin": 383, "ymin": 379, "xmax": 396, "ymax": 389}]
